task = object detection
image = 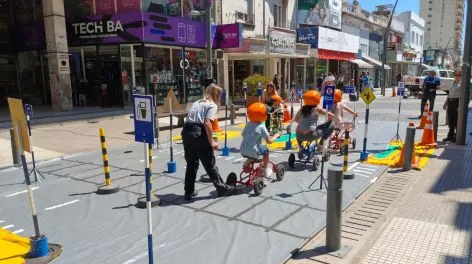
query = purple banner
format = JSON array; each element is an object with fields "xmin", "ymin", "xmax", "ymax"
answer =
[
  {"xmin": 67, "ymin": 11, "xmax": 207, "ymax": 48},
  {"xmin": 211, "ymin": 23, "xmax": 242, "ymax": 49}
]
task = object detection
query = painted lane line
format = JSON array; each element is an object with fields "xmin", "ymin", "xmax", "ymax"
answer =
[
  {"xmin": 44, "ymin": 199, "xmax": 79, "ymax": 211},
  {"xmin": 355, "ymin": 173, "xmax": 370, "ymax": 178},
  {"xmin": 216, "ymin": 156, "xmax": 223, "ymax": 160},
  {"xmin": 12, "ymin": 229, "xmax": 24, "ymax": 234},
  {"xmin": 139, "ymin": 159, "xmax": 145, "ymax": 163},
  {"xmin": 225, "ymin": 157, "xmax": 235, "ymax": 160},
  {"xmin": 152, "ymin": 156, "xmax": 157, "ymax": 160},
  {"xmin": 174, "ymin": 151, "xmax": 184, "ymax": 155},
  {"xmin": 2, "ymin": 225, "xmax": 14, "ymax": 229},
  {"xmin": 6, "ymin": 187, "xmax": 40, "ymax": 198},
  {"xmin": 158, "ymin": 149, "xmax": 170, "ymax": 153},
  {"xmin": 359, "ymin": 164, "xmax": 378, "ymax": 168},
  {"xmin": 353, "ymin": 169, "xmax": 374, "ymax": 174},
  {"xmin": 370, "ymin": 177, "xmax": 378, "ymax": 183},
  {"xmin": 123, "ymin": 251, "xmax": 148, "ymax": 264},
  {"xmin": 356, "ymin": 166, "xmax": 376, "ymax": 171},
  {"xmin": 348, "ymin": 162, "xmax": 360, "ymax": 171},
  {"xmin": 0, "ymin": 221, "xmax": 4, "ymax": 223}
]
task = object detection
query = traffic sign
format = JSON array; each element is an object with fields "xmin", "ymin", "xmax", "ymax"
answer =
[
  {"xmin": 323, "ymin": 84, "xmax": 335, "ymax": 110},
  {"xmin": 397, "ymin": 81, "xmax": 405, "ymax": 96},
  {"xmin": 360, "ymin": 88, "xmax": 376, "ymax": 105},
  {"xmin": 243, "ymin": 82, "xmax": 248, "ymax": 93},
  {"xmin": 133, "ymin": 95, "xmax": 154, "ymax": 144},
  {"xmin": 25, "ymin": 104, "xmax": 33, "ymax": 117}
]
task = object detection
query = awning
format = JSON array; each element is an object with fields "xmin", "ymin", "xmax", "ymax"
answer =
[
  {"xmin": 350, "ymin": 59, "xmax": 373, "ymax": 69},
  {"xmin": 318, "ymin": 49, "xmax": 356, "ymax": 61},
  {"xmin": 361, "ymin": 55, "xmax": 391, "ymax": 69}
]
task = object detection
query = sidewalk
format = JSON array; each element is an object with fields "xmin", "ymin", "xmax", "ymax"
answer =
[{"xmin": 288, "ymin": 108, "xmax": 472, "ymax": 264}]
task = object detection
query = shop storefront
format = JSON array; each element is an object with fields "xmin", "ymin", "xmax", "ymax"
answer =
[
  {"xmin": 297, "ymin": 26, "xmax": 360, "ymax": 89},
  {"xmin": 223, "ymin": 28, "xmax": 309, "ymax": 101}
]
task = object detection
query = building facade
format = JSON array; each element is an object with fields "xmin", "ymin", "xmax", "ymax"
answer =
[
  {"xmin": 396, "ymin": 11, "xmax": 425, "ymax": 75},
  {"xmin": 420, "ymin": 0, "xmax": 464, "ymax": 67}
]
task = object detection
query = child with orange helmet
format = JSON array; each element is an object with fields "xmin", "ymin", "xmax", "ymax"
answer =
[
  {"xmin": 293, "ymin": 90, "xmax": 334, "ymax": 156},
  {"xmin": 332, "ymin": 89, "xmax": 357, "ymax": 129},
  {"xmin": 266, "ymin": 95, "xmax": 284, "ymax": 134},
  {"xmin": 240, "ymin": 102, "xmax": 280, "ymax": 176}
]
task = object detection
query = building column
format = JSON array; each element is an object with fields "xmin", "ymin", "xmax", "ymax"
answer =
[{"xmin": 43, "ymin": 0, "xmax": 73, "ymax": 111}]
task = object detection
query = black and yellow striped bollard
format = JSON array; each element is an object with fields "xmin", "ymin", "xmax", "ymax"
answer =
[
  {"xmin": 343, "ymin": 130, "xmax": 355, "ymax": 179},
  {"xmin": 136, "ymin": 143, "xmax": 161, "ymax": 208},
  {"xmin": 96, "ymin": 128, "xmax": 120, "ymax": 194}
]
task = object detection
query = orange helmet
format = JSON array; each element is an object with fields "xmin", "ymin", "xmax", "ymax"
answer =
[
  {"xmin": 247, "ymin": 102, "xmax": 267, "ymax": 123},
  {"xmin": 303, "ymin": 90, "xmax": 321, "ymax": 106},
  {"xmin": 271, "ymin": 95, "xmax": 282, "ymax": 105},
  {"xmin": 334, "ymin": 89, "xmax": 343, "ymax": 103}
]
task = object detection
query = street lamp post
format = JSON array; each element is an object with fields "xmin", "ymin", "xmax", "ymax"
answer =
[
  {"xmin": 381, "ymin": 0, "xmax": 399, "ymax": 96},
  {"xmin": 456, "ymin": 0, "xmax": 472, "ymax": 145}
]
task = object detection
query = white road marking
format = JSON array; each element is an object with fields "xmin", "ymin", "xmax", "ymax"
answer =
[
  {"xmin": 6, "ymin": 187, "xmax": 40, "ymax": 198},
  {"xmin": 370, "ymin": 177, "xmax": 378, "ymax": 183},
  {"xmin": 139, "ymin": 159, "xmax": 145, "ymax": 163},
  {"xmin": 353, "ymin": 169, "xmax": 374, "ymax": 174},
  {"xmin": 158, "ymin": 148, "xmax": 170, "ymax": 153},
  {"xmin": 123, "ymin": 251, "xmax": 148, "ymax": 264},
  {"xmin": 174, "ymin": 151, "xmax": 184, "ymax": 155},
  {"xmin": 355, "ymin": 173, "xmax": 370, "ymax": 178},
  {"xmin": 152, "ymin": 156, "xmax": 157, "ymax": 160},
  {"xmin": 225, "ymin": 156, "xmax": 235, "ymax": 160},
  {"xmin": 359, "ymin": 164, "xmax": 378, "ymax": 168},
  {"xmin": 2, "ymin": 225, "xmax": 14, "ymax": 229},
  {"xmin": 271, "ymin": 154, "xmax": 279, "ymax": 158},
  {"xmin": 44, "ymin": 199, "xmax": 79, "ymax": 211},
  {"xmin": 216, "ymin": 156, "xmax": 223, "ymax": 160},
  {"xmin": 12, "ymin": 229, "xmax": 24, "ymax": 234},
  {"xmin": 0, "ymin": 221, "xmax": 4, "ymax": 223},
  {"xmin": 356, "ymin": 166, "xmax": 376, "ymax": 171},
  {"xmin": 348, "ymin": 162, "xmax": 359, "ymax": 171}
]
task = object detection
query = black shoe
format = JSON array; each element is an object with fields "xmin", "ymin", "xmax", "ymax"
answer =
[
  {"xmin": 184, "ymin": 190, "xmax": 198, "ymax": 200},
  {"xmin": 443, "ymin": 137, "xmax": 452, "ymax": 142},
  {"xmin": 215, "ymin": 183, "xmax": 236, "ymax": 197}
]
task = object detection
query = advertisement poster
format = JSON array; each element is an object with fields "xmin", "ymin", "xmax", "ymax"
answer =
[
  {"xmin": 211, "ymin": 23, "xmax": 242, "ymax": 49},
  {"xmin": 298, "ymin": 0, "xmax": 341, "ymax": 29}
]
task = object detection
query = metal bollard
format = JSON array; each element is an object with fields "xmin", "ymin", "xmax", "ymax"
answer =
[
  {"xmin": 10, "ymin": 128, "xmax": 20, "ymax": 165},
  {"xmin": 432, "ymin": 111, "xmax": 439, "ymax": 143},
  {"xmin": 403, "ymin": 123, "xmax": 416, "ymax": 171},
  {"xmin": 230, "ymin": 104, "xmax": 235, "ymax": 125},
  {"xmin": 343, "ymin": 130, "xmax": 355, "ymax": 179},
  {"xmin": 326, "ymin": 167, "xmax": 344, "ymax": 251}
]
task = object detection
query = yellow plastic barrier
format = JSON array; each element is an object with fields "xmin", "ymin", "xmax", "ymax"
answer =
[{"xmin": 0, "ymin": 228, "xmax": 30, "ymax": 264}]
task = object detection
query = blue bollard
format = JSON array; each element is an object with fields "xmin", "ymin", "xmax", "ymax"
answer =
[
  {"xmin": 222, "ymin": 147, "xmax": 230, "ymax": 156},
  {"xmin": 285, "ymin": 140, "xmax": 292, "ymax": 150},
  {"xmin": 167, "ymin": 161, "xmax": 176, "ymax": 173},
  {"xmin": 29, "ymin": 235, "xmax": 48, "ymax": 258},
  {"xmin": 360, "ymin": 151, "xmax": 369, "ymax": 161}
]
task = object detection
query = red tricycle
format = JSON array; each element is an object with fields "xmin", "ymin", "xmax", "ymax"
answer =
[
  {"xmin": 226, "ymin": 158, "xmax": 285, "ymax": 196},
  {"xmin": 328, "ymin": 121, "xmax": 357, "ymax": 155}
]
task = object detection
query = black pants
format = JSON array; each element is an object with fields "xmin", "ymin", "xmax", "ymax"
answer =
[
  {"xmin": 181, "ymin": 123, "xmax": 222, "ymax": 194},
  {"xmin": 447, "ymin": 98, "xmax": 459, "ymax": 139},
  {"xmin": 420, "ymin": 92, "xmax": 436, "ymax": 116},
  {"xmin": 265, "ymin": 113, "xmax": 271, "ymax": 133}
]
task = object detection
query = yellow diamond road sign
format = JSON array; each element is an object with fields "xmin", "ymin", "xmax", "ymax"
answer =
[{"xmin": 360, "ymin": 88, "xmax": 376, "ymax": 105}]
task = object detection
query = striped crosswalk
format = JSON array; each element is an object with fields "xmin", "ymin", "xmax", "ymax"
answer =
[
  {"xmin": 351, "ymin": 163, "xmax": 379, "ymax": 178},
  {"xmin": 1, "ymin": 221, "xmax": 24, "ymax": 234}
]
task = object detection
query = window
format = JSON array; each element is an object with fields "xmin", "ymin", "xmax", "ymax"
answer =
[
  {"xmin": 439, "ymin": 71, "xmax": 448, "ymax": 78},
  {"xmin": 273, "ymin": 4, "xmax": 282, "ymax": 27}
]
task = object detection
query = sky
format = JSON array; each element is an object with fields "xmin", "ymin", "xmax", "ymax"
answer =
[{"xmin": 354, "ymin": 0, "xmax": 420, "ymax": 14}]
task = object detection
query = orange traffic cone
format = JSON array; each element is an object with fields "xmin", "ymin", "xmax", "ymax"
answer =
[
  {"xmin": 391, "ymin": 87, "xmax": 396, "ymax": 97},
  {"xmin": 282, "ymin": 104, "xmax": 291, "ymax": 123},
  {"xmin": 211, "ymin": 118, "xmax": 222, "ymax": 132},
  {"xmin": 417, "ymin": 102, "xmax": 429, "ymax": 129},
  {"xmin": 419, "ymin": 111, "xmax": 437, "ymax": 147}
]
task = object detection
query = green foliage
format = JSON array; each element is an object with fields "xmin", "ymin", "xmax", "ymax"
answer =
[{"xmin": 242, "ymin": 75, "xmax": 272, "ymax": 96}]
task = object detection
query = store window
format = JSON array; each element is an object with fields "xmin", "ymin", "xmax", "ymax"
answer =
[
  {"xmin": 121, "ymin": 44, "xmax": 144, "ymax": 105},
  {"xmin": 18, "ymin": 50, "xmax": 48, "ymax": 105},
  {"xmin": 171, "ymin": 48, "xmax": 207, "ymax": 104},
  {"xmin": 316, "ymin": 59, "xmax": 328, "ymax": 76},
  {"xmin": 0, "ymin": 56, "xmax": 19, "ymax": 105}
]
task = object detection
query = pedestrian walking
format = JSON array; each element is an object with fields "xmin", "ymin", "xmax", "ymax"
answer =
[
  {"xmin": 419, "ymin": 70, "xmax": 440, "ymax": 118},
  {"xmin": 261, "ymin": 83, "xmax": 278, "ymax": 132},
  {"xmin": 363, "ymin": 72, "xmax": 370, "ymax": 89},
  {"xmin": 359, "ymin": 71, "xmax": 365, "ymax": 92},
  {"xmin": 443, "ymin": 70, "xmax": 461, "ymax": 142},
  {"xmin": 316, "ymin": 73, "xmax": 324, "ymax": 92},
  {"xmin": 325, "ymin": 72, "xmax": 335, "ymax": 82},
  {"xmin": 273, "ymin": 74, "xmax": 280, "ymax": 92},
  {"xmin": 181, "ymin": 84, "xmax": 235, "ymax": 200}
]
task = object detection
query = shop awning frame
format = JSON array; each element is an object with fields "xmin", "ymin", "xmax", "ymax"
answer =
[
  {"xmin": 350, "ymin": 59, "xmax": 373, "ymax": 69},
  {"xmin": 361, "ymin": 55, "xmax": 391, "ymax": 70}
]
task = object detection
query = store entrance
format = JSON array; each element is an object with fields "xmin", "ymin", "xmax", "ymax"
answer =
[{"xmin": 101, "ymin": 61, "xmax": 122, "ymax": 107}]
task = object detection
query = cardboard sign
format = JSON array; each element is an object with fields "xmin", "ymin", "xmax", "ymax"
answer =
[{"xmin": 7, "ymin": 98, "xmax": 31, "ymax": 152}]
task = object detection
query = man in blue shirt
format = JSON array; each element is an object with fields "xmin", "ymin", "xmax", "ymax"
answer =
[{"xmin": 419, "ymin": 71, "xmax": 440, "ymax": 118}]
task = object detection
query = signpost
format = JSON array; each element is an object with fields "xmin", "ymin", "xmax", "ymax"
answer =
[
  {"xmin": 359, "ymin": 88, "xmax": 376, "ymax": 161},
  {"xmin": 308, "ymin": 81, "xmax": 334, "ymax": 190},
  {"xmin": 23, "ymin": 104, "xmax": 45, "ymax": 182},
  {"xmin": 257, "ymin": 82, "xmax": 262, "ymax": 102},
  {"xmin": 285, "ymin": 83, "xmax": 298, "ymax": 150},
  {"xmin": 243, "ymin": 82, "xmax": 248, "ymax": 123},
  {"xmin": 7, "ymin": 98, "xmax": 48, "ymax": 258},
  {"xmin": 222, "ymin": 89, "xmax": 230, "ymax": 156},
  {"xmin": 132, "ymin": 94, "xmax": 155, "ymax": 264},
  {"xmin": 392, "ymin": 82, "xmax": 405, "ymax": 141}
]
